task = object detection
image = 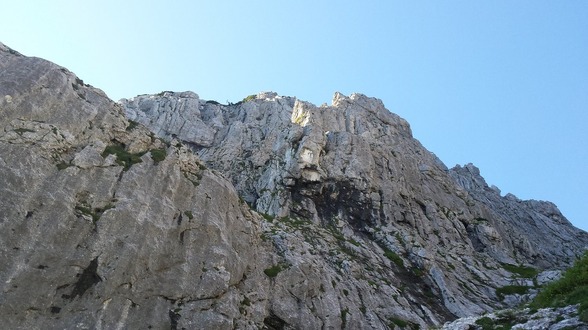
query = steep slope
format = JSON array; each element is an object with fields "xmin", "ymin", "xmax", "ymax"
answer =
[
  {"xmin": 0, "ymin": 42, "xmax": 271, "ymax": 329},
  {"xmin": 122, "ymin": 90, "xmax": 588, "ymax": 318},
  {"xmin": 1, "ymin": 41, "xmax": 587, "ymax": 329}
]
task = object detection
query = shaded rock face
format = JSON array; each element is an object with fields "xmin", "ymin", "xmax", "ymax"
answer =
[{"xmin": 1, "ymin": 41, "xmax": 587, "ymax": 329}]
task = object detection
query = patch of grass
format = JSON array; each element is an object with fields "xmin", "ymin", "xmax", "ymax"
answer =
[
  {"xmin": 359, "ymin": 305, "xmax": 366, "ymax": 314},
  {"xmin": 341, "ymin": 308, "xmax": 349, "ymax": 328},
  {"xmin": 349, "ymin": 239, "xmax": 361, "ymax": 247},
  {"xmin": 338, "ymin": 243, "xmax": 357, "ymax": 258},
  {"xmin": 102, "ymin": 143, "xmax": 145, "ymax": 171},
  {"xmin": 74, "ymin": 203, "xmax": 114, "ymax": 223},
  {"xmin": 495, "ymin": 310, "xmax": 519, "ymax": 329},
  {"xmin": 261, "ymin": 213, "xmax": 275, "ymax": 222},
  {"xmin": 279, "ymin": 216, "xmax": 308, "ymax": 229},
  {"xmin": 183, "ymin": 170, "xmax": 203, "ymax": 186},
  {"xmin": 475, "ymin": 316, "xmax": 494, "ymax": 330},
  {"xmin": 184, "ymin": 210, "xmax": 193, "ymax": 220},
  {"xmin": 149, "ymin": 148, "xmax": 166, "ymax": 164},
  {"xmin": 412, "ymin": 267, "xmax": 425, "ymax": 277},
  {"xmin": 75, "ymin": 205, "xmax": 98, "ymax": 222},
  {"xmin": 502, "ymin": 263, "xmax": 539, "ymax": 278},
  {"xmin": 475, "ymin": 311, "xmax": 519, "ymax": 330},
  {"xmin": 242, "ymin": 94, "xmax": 256, "ymax": 103},
  {"xmin": 205, "ymin": 100, "xmax": 220, "ymax": 105},
  {"xmin": 264, "ymin": 264, "xmax": 283, "ymax": 278},
  {"xmin": 383, "ymin": 248, "xmax": 404, "ymax": 268},
  {"xmin": 389, "ymin": 317, "xmax": 408, "ymax": 329},
  {"xmin": 531, "ymin": 251, "xmax": 588, "ymax": 322},
  {"xmin": 496, "ymin": 285, "xmax": 531, "ymax": 300}
]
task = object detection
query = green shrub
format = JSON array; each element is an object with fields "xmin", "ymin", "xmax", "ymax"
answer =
[
  {"xmin": 242, "ymin": 94, "xmax": 256, "ymax": 103},
  {"xmin": 502, "ymin": 263, "xmax": 539, "ymax": 278},
  {"xmin": 383, "ymin": 248, "xmax": 404, "ymax": 268},
  {"xmin": 75, "ymin": 205, "xmax": 99, "ymax": 222},
  {"xmin": 75, "ymin": 203, "xmax": 114, "ymax": 223},
  {"xmin": 150, "ymin": 148, "xmax": 166, "ymax": 163},
  {"xmin": 412, "ymin": 267, "xmax": 425, "ymax": 277},
  {"xmin": 531, "ymin": 252, "xmax": 588, "ymax": 321},
  {"xmin": 341, "ymin": 308, "xmax": 349, "ymax": 328},
  {"xmin": 475, "ymin": 316, "xmax": 494, "ymax": 330},
  {"xmin": 475, "ymin": 311, "xmax": 519, "ymax": 330},
  {"xmin": 261, "ymin": 213, "xmax": 274, "ymax": 222},
  {"xmin": 102, "ymin": 143, "xmax": 145, "ymax": 170},
  {"xmin": 264, "ymin": 265, "xmax": 283, "ymax": 278},
  {"xmin": 496, "ymin": 285, "xmax": 530, "ymax": 300},
  {"xmin": 389, "ymin": 317, "xmax": 408, "ymax": 328},
  {"xmin": 349, "ymin": 239, "xmax": 360, "ymax": 247},
  {"xmin": 183, "ymin": 170, "xmax": 202, "ymax": 186}
]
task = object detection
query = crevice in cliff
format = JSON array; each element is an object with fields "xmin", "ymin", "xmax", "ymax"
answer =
[
  {"xmin": 263, "ymin": 311, "xmax": 288, "ymax": 330},
  {"xmin": 62, "ymin": 256, "xmax": 102, "ymax": 300}
]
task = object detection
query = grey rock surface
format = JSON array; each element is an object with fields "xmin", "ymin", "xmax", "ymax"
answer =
[
  {"xmin": 442, "ymin": 305, "xmax": 587, "ymax": 330},
  {"xmin": 0, "ymin": 42, "xmax": 268, "ymax": 329},
  {"xmin": 1, "ymin": 41, "xmax": 588, "ymax": 329},
  {"xmin": 449, "ymin": 163, "xmax": 586, "ymax": 268},
  {"xmin": 121, "ymin": 87, "xmax": 588, "ymax": 319}
]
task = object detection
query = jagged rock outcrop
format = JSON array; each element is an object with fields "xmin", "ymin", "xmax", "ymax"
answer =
[
  {"xmin": 449, "ymin": 164, "xmax": 584, "ymax": 267},
  {"xmin": 1, "ymin": 41, "xmax": 588, "ymax": 329},
  {"xmin": 442, "ymin": 305, "xmax": 587, "ymax": 330},
  {"xmin": 122, "ymin": 89, "xmax": 588, "ymax": 317}
]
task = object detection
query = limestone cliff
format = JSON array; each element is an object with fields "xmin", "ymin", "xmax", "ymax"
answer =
[{"xmin": 1, "ymin": 42, "xmax": 587, "ymax": 329}]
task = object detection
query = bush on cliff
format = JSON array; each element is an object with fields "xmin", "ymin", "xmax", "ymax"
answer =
[{"xmin": 531, "ymin": 251, "xmax": 588, "ymax": 321}]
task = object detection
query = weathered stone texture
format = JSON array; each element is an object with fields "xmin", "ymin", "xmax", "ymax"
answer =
[{"xmin": 1, "ymin": 41, "xmax": 587, "ymax": 329}]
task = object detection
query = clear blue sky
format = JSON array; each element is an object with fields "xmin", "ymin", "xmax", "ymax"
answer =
[{"xmin": 2, "ymin": 1, "xmax": 587, "ymax": 231}]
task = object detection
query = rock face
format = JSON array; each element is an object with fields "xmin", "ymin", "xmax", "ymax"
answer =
[
  {"xmin": 442, "ymin": 305, "xmax": 588, "ymax": 330},
  {"xmin": 123, "ymin": 90, "xmax": 588, "ymax": 314},
  {"xmin": 1, "ymin": 41, "xmax": 587, "ymax": 329}
]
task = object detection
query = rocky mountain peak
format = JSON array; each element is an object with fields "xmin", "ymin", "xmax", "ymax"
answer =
[{"xmin": 1, "ymin": 41, "xmax": 587, "ymax": 329}]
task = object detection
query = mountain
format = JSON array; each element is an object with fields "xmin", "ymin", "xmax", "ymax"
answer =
[{"xmin": 1, "ymin": 41, "xmax": 587, "ymax": 329}]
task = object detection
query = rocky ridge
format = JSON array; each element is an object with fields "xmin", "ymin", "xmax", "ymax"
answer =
[{"xmin": 1, "ymin": 41, "xmax": 587, "ymax": 329}]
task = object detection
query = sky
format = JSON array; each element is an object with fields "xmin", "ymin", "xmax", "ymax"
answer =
[{"xmin": 2, "ymin": 1, "xmax": 587, "ymax": 231}]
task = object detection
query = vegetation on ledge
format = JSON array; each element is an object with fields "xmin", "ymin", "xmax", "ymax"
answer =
[{"xmin": 530, "ymin": 251, "xmax": 588, "ymax": 321}]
